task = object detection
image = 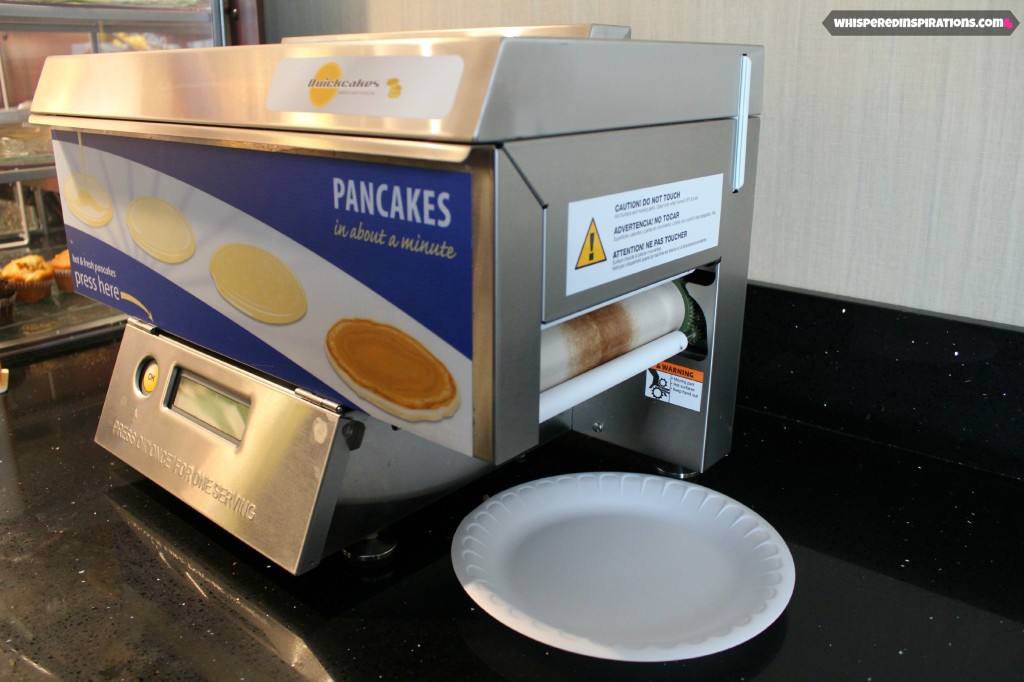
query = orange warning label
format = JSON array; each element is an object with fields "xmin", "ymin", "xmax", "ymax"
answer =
[
  {"xmin": 652, "ymin": 361, "xmax": 704, "ymax": 383},
  {"xmin": 574, "ymin": 218, "xmax": 607, "ymax": 269}
]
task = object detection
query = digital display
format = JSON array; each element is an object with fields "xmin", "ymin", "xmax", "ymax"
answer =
[{"xmin": 171, "ymin": 371, "xmax": 250, "ymax": 442}]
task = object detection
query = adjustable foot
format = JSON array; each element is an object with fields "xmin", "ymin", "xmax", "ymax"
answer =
[
  {"xmin": 655, "ymin": 462, "xmax": 700, "ymax": 480},
  {"xmin": 341, "ymin": 532, "xmax": 397, "ymax": 563}
]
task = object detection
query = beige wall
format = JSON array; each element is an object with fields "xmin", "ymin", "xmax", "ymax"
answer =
[{"xmin": 265, "ymin": 1, "xmax": 1024, "ymax": 329}]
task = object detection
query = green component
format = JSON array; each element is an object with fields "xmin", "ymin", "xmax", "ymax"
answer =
[{"xmin": 673, "ymin": 279, "xmax": 707, "ymax": 346}]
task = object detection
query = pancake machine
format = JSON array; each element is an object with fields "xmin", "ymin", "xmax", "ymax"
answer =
[{"xmin": 31, "ymin": 25, "xmax": 763, "ymax": 574}]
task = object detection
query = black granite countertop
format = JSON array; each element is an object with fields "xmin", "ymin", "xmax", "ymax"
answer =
[{"xmin": 2, "ymin": 317, "xmax": 1023, "ymax": 680}]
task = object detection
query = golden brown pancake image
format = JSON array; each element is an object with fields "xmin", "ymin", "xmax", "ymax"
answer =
[
  {"xmin": 209, "ymin": 243, "xmax": 307, "ymax": 324},
  {"xmin": 63, "ymin": 172, "xmax": 113, "ymax": 227},
  {"xmin": 325, "ymin": 318, "xmax": 459, "ymax": 422},
  {"xmin": 126, "ymin": 196, "xmax": 196, "ymax": 263}
]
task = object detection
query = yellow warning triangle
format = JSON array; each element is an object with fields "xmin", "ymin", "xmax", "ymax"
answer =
[{"xmin": 575, "ymin": 218, "xmax": 607, "ymax": 269}]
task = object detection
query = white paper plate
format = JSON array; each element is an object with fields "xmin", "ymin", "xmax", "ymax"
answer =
[{"xmin": 451, "ymin": 472, "xmax": 795, "ymax": 662}]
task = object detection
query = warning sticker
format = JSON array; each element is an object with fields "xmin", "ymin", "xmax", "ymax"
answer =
[
  {"xmin": 574, "ymin": 219, "xmax": 607, "ymax": 269},
  {"xmin": 565, "ymin": 174, "xmax": 723, "ymax": 295},
  {"xmin": 644, "ymin": 361, "xmax": 704, "ymax": 412}
]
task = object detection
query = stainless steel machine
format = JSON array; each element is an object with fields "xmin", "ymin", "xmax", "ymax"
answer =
[{"xmin": 31, "ymin": 25, "xmax": 763, "ymax": 574}]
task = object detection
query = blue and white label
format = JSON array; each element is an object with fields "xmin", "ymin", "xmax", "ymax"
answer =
[{"xmin": 52, "ymin": 131, "xmax": 475, "ymax": 455}]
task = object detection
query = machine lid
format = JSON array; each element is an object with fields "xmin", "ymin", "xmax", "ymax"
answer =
[
  {"xmin": 31, "ymin": 26, "xmax": 762, "ymax": 144},
  {"xmin": 280, "ymin": 23, "xmax": 632, "ymax": 43}
]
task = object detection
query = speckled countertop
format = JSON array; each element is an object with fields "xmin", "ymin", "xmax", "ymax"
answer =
[{"xmin": 2, "ymin": 332, "xmax": 1023, "ymax": 681}]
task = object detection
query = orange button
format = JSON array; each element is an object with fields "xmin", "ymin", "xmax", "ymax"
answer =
[{"xmin": 140, "ymin": 360, "xmax": 159, "ymax": 395}]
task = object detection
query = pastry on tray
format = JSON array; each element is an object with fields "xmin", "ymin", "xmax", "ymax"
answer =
[
  {"xmin": 51, "ymin": 249, "xmax": 74, "ymax": 292},
  {"xmin": 1, "ymin": 254, "xmax": 54, "ymax": 303},
  {"xmin": 0, "ymin": 277, "xmax": 15, "ymax": 324}
]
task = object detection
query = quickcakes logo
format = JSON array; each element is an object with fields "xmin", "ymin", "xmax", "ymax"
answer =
[
  {"xmin": 308, "ymin": 62, "xmax": 343, "ymax": 107},
  {"xmin": 306, "ymin": 61, "xmax": 399, "ymax": 107}
]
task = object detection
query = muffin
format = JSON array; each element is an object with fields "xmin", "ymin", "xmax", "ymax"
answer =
[
  {"xmin": 0, "ymin": 277, "xmax": 15, "ymax": 325},
  {"xmin": 1, "ymin": 254, "xmax": 54, "ymax": 303},
  {"xmin": 51, "ymin": 249, "xmax": 73, "ymax": 292}
]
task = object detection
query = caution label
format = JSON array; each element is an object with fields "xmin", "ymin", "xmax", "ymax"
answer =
[
  {"xmin": 565, "ymin": 174, "xmax": 723, "ymax": 295},
  {"xmin": 574, "ymin": 219, "xmax": 607, "ymax": 269},
  {"xmin": 644, "ymin": 360, "xmax": 704, "ymax": 411}
]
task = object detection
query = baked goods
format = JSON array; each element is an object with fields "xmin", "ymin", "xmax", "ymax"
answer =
[
  {"xmin": 0, "ymin": 277, "xmax": 15, "ymax": 325},
  {"xmin": 1, "ymin": 254, "xmax": 54, "ymax": 303},
  {"xmin": 51, "ymin": 248, "xmax": 73, "ymax": 292},
  {"xmin": 209, "ymin": 243, "xmax": 306, "ymax": 324},
  {"xmin": 325, "ymin": 317, "xmax": 459, "ymax": 422},
  {"xmin": 126, "ymin": 196, "xmax": 195, "ymax": 263}
]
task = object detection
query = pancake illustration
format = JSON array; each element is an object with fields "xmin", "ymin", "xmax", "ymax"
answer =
[
  {"xmin": 64, "ymin": 172, "xmax": 113, "ymax": 227},
  {"xmin": 126, "ymin": 196, "xmax": 196, "ymax": 263},
  {"xmin": 325, "ymin": 317, "xmax": 460, "ymax": 422},
  {"xmin": 209, "ymin": 243, "xmax": 307, "ymax": 324}
]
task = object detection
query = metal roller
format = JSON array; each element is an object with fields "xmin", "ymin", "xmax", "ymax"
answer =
[{"xmin": 539, "ymin": 281, "xmax": 688, "ymax": 392}]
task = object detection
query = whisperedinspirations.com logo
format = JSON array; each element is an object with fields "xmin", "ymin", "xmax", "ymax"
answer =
[{"xmin": 823, "ymin": 10, "xmax": 1017, "ymax": 36}]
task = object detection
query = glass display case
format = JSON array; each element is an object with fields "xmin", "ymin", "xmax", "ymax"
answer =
[{"xmin": 0, "ymin": 1, "xmax": 230, "ymax": 359}]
